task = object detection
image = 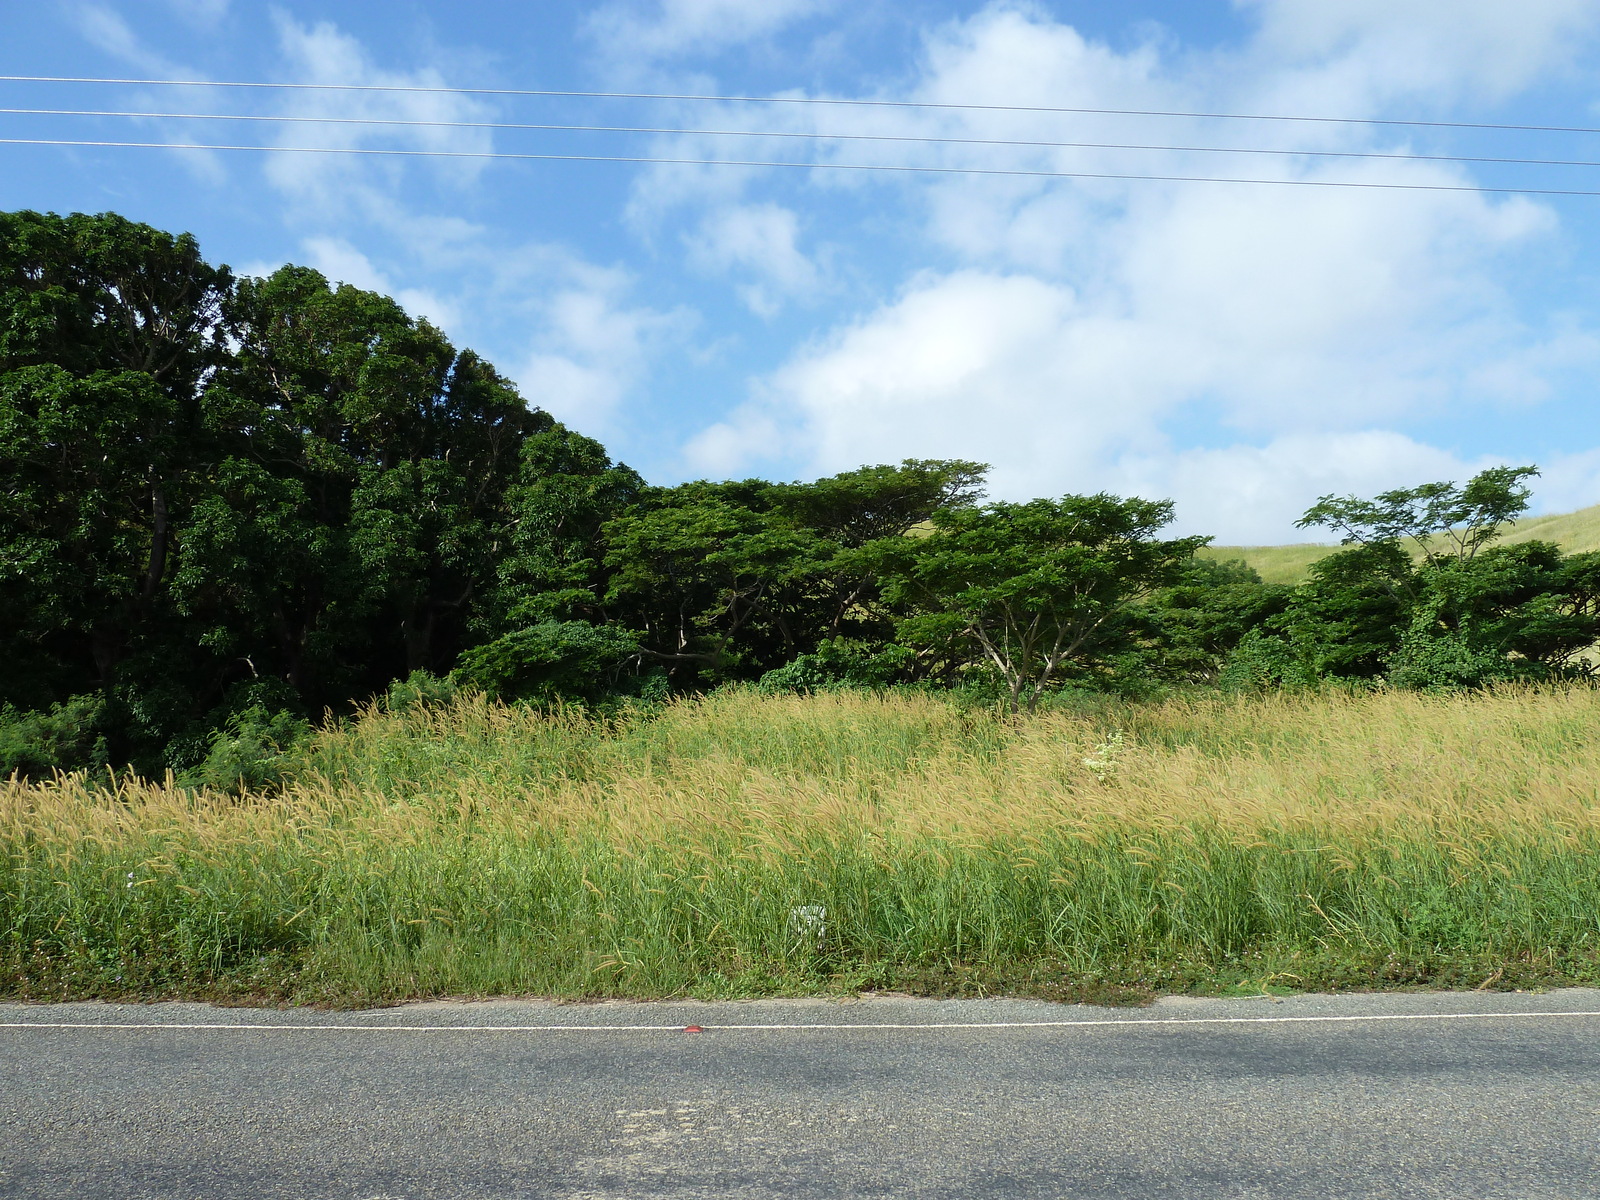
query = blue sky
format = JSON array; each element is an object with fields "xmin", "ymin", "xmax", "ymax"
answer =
[{"xmin": 6, "ymin": 0, "xmax": 1600, "ymax": 542}]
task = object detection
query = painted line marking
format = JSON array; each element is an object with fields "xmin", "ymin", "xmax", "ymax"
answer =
[{"xmin": 3, "ymin": 1010, "xmax": 1600, "ymax": 1033}]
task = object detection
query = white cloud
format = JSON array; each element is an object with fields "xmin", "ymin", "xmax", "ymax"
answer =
[
  {"xmin": 687, "ymin": 271, "xmax": 1112, "ymax": 490},
  {"xmin": 585, "ymin": 0, "xmax": 834, "ymax": 62},
  {"xmin": 1237, "ymin": 0, "xmax": 1600, "ymax": 108},
  {"xmin": 690, "ymin": 179, "xmax": 1570, "ymax": 518},
  {"xmin": 685, "ymin": 203, "xmax": 822, "ymax": 315},
  {"xmin": 1532, "ymin": 448, "xmax": 1600, "ymax": 516},
  {"xmin": 509, "ymin": 260, "xmax": 696, "ymax": 432},
  {"xmin": 225, "ymin": 16, "xmax": 701, "ymax": 449},
  {"xmin": 298, "ymin": 237, "xmax": 390, "ymax": 294},
  {"xmin": 261, "ymin": 14, "xmax": 492, "ymax": 209},
  {"xmin": 1122, "ymin": 433, "xmax": 1488, "ymax": 544},
  {"xmin": 72, "ymin": 4, "xmax": 159, "ymax": 66},
  {"xmin": 68, "ymin": 4, "xmax": 229, "ymax": 182}
]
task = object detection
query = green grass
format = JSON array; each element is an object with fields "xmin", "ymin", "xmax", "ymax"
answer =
[
  {"xmin": 5, "ymin": 686, "xmax": 1600, "ymax": 1007},
  {"xmin": 1201, "ymin": 502, "xmax": 1600, "ymax": 583},
  {"xmin": 1197, "ymin": 542, "xmax": 1339, "ymax": 584}
]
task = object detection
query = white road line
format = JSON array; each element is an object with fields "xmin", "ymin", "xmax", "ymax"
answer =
[{"xmin": 2, "ymin": 1010, "xmax": 1600, "ymax": 1033}]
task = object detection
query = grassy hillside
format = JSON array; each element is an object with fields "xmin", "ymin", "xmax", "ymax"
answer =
[
  {"xmin": 6, "ymin": 686, "xmax": 1600, "ymax": 1005},
  {"xmin": 1202, "ymin": 502, "xmax": 1600, "ymax": 584}
]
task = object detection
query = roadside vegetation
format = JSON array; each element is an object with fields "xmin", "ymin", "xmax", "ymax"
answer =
[
  {"xmin": 5, "ymin": 210, "xmax": 1600, "ymax": 1004},
  {"xmin": 5, "ymin": 685, "xmax": 1600, "ymax": 1005}
]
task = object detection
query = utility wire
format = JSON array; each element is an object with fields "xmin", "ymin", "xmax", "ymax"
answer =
[
  {"xmin": 4, "ymin": 73, "xmax": 1600, "ymax": 136},
  {"xmin": 6, "ymin": 135, "xmax": 1600, "ymax": 196},
  {"xmin": 9, "ymin": 105, "xmax": 1600, "ymax": 171}
]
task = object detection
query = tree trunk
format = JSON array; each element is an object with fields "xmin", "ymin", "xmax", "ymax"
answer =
[{"xmin": 141, "ymin": 485, "xmax": 169, "ymax": 606}]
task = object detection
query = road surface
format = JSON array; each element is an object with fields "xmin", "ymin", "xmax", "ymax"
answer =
[{"xmin": 3, "ymin": 989, "xmax": 1599, "ymax": 1198}]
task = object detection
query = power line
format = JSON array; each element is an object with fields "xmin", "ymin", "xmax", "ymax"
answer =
[
  {"xmin": 9, "ymin": 106, "xmax": 1600, "ymax": 171},
  {"xmin": 3, "ymin": 73, "xmax": 1600, "ymax": 137},
  {"xmin": 6, "ymin": 135, "xmax": 1600, "ymax": 196}
]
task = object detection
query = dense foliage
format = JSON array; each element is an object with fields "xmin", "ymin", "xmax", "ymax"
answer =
[{"xmin": 3, "ymin": 210, "xmax": 1598, "ymax": 776}]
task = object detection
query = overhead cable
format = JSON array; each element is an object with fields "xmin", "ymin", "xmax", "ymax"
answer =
[
  {"xmin": 6, "ymin": 135, "xmax": 1600, "ymax": 196},
  {"xmin": 3, "ymin": 74, "xmax": 1600, "ymax": 136},
  {"xmin": 8, "ymin": 106, "xmax": 1600, "ymax": 170}
]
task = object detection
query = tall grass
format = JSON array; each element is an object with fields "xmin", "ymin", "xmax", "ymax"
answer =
[{"xmin": 4, "ymin": 686, "xmax": 1600, "ymax": 1005}]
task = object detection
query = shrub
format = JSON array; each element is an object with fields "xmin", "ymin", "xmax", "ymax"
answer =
[
  {"xmin": 454, "ymin": 620, "xmax": 643, "ymax": 703},
  {"xmin": 1217, "ymin": 629, "xmax": 1323, "ymax": 691},
  {"xmin": 1384, "ymin": 625, "xmax": 1519, "ymax": 691},
  {"xmin": 0, "ymin": 694, "xmax": 108, "ymax": 779},
  {"xmin": 758, "ymin": 638, "xmax": 915, "ymax": 693},
  {"xmin": 180, "ymin": 706, "xmax": 310, "ymax": 793},
  {"xmin": 382, "ymin": 670, "xmax": 459, "ymax": 714}
]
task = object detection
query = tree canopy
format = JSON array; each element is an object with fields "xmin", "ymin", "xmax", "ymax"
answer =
[{"xmin": 873, "ymin": 495, "xmax": 1206, "ymax": 711}]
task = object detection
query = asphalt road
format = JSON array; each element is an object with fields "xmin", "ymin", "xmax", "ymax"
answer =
[{"xmin": 3, "ymin": 989, "xmax": 1599, "ymax": 1199}]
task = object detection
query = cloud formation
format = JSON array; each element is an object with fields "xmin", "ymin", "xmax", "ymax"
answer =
[
  {"xmin": 685, "ymin": 203, "xmax": 823, "ymax": 315},
  {"xmin": 262, "ymin": 14, "xmax": 493, "ymax": 210},
  {"xmin": 163, "ymin": 0, "xmax": 228, "ymax": 30},
  {"xmin": 681, "ymin": 1, "xmax": 1600, "ymax": 539}
]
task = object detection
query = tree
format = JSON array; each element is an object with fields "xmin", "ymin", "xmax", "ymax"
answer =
[
  {"xmin": 1245, "ymin": 465, "xmax": 1597, "ymax": 690},
  {"xmin": 0, "ymin": 211, "xmax": 231, "ymax": 721},
  {"xmin": 596, "ymin": 461, "xmax": 991, "ymax": 684},
  {"xmin": 0, "ymin": 210, "xmax": 643, "ymax": 768},
  {"xmin": 176, "ymin": 266, "xmax": 553, "ymax": 705},
  {"xmin": 488, "ymin": 425, "xmax": 645, "ymax": 630},
  {"xmin": 1296, "ymin": 465, "xmax": 1539, "ymax": 573},
  {"xmin": 766, "ymin": 459, "xmax": 987, "ymax": 547},
  {"xmin": 1264, "ymin": 541, "xmax": 1416, "ymax": 680},
  {"xmin": 454, "ymin": 619, "xmax": 643, "ymax": 703},
  {"xmin": 1147, "ymin": 558, "xmax": 1292, "ymax": 683},
  {"xmin": 874, "ymin": 494, "xmax": 1207, "ymax": 712},
  {"xmin": 601, "ymin": 484, "xmax": 829, "ymax": 680},
  {"xmin": 1387, "ymin": 542, "xmax": 1600, "ymax": 687}
]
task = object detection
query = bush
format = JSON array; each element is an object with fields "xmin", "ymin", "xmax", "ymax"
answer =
[
  {"xmin": 1384, "ymin": 626, "xmax": 1519, "ymax": 691},
  {"xmin": 382, "ymin": 670, "xmax": 459, "ymax": 714},
  {"xmin": 180, "ymin": 706, "xmax": 310, "ymax": 794},
  {"xmin": 0, "ymin": 694, "xmax": 108, "ymax": 779},
  {"xmin": 454, "ymin": 620, "xmax": 643, "ymax": 703},
  {"xmin": 162, "ymin": 677, "xmax": 306, "ymax": 776},
  {"xmin": 758, "ymin": 638, "xmax": 915, "ymax": 693},
  {"xmin": 1217, "ymin": 629, "xmax": 1323, "ymax": 691}
]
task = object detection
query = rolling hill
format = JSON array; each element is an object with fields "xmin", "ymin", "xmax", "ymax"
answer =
[{"xmin": 1200, "ymin": 503, "xmax": 1600, "ymax": 584}]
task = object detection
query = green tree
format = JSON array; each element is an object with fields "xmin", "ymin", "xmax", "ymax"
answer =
[
  {"xmin": 1148, "ymin": 558, "xmax": 1292, "ymax": 683},
  {"xmin": 601, "ymin": 483, "xmax": 828, "ymax": 680},
  {"xmin": 455, "ymin": 620, "xmax": 644, "ymax": 703},
  {"xmin": 1296, "ymin": 465, "xmax": 1540, "ymax": 574},
  {"xmin": 597, "ymin": 461, "xmax": 988, "ymax": 685},
  {"xmin": 1244, "ymin": 465, "xmax": 1597, "ymax": 689},
  {"xmin": 0, "ymin": 210, "xmax": 230, "ymax": 724},
  {"xmin": 177, "ymin": 266, "xmax": 550, "ymax": 704},
  {"xmin": 1387, "ymin": 542, "xmax": 1600, "ymax": 687},
  {"xmin": 489, "ymin": 426, "xmax": 645, "ymax": 630},
  {"xmin": 766, "ymin": 458, "xmax": 987, "ymax": 547},
  {"xmin": 0, "ymin": 211, "xmax": 643, "ymax": 765},
  {"xmin": 874, "ymin": 494, "xmax": 1207, "ymax": 712},
  {"xmin": 1266, "ymin": 541, "xmax": 1417, "ymax": 679}
]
